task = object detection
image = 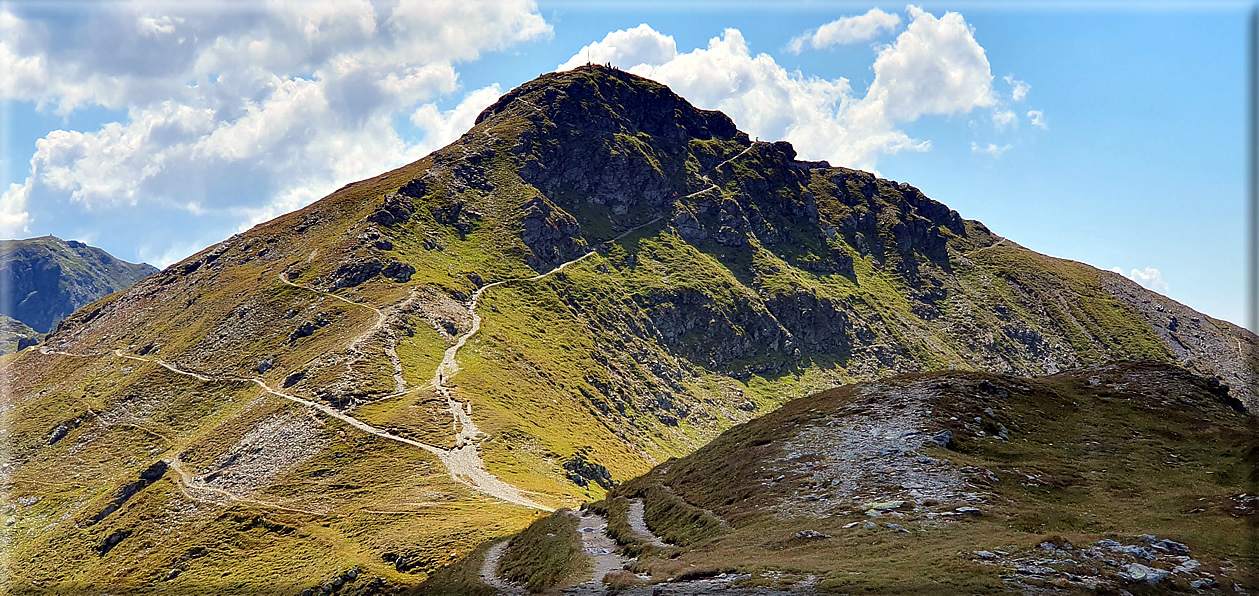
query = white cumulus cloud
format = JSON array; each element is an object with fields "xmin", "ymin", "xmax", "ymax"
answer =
[
  {"xmin": 786, "ymin": 8, "xmax": 901, "ymax": 54},
  {"xmin": 993, "ymin": 109, "xmax": 1017, "ymax": 130},
  {"xmin": 1112, "ymin": 266, "xmax": 1170, "ymax": 293},
  {"xmin": 2, "ymin": 0, "xmax": 550, "ymax": 262},
  {"xmin": 558, "ymin": 6, "xmax": 997, "ymax": 171},
  {"xmin": 558, "ymin": 24, "xmax": 677, "ymax": 71},
  {"xmin": 410, "ymin": 85, "xmax": 504, "ymax": 147}
]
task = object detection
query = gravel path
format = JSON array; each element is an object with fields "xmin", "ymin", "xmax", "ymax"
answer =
[
  {"xmin": 41, "ymin": 346, "xmax": 551, "ymax": 511},
  {"xmin": 627, "ymin": 499, "xmax": 669, "ymax": 547},
  {"xmin": 479, "ymin": 540, "xmax": 525, "ymax": 595},
  {"xmin": 562, "ymin": 510, "xmax": 630, "ymax": 595},
  {"xmin": 36, "ymin": 143, "xmax": 759, "ymax": 519}
]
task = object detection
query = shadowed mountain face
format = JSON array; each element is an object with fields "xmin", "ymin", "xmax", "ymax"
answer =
[
  {"xmin": 4, "ymin": 65, "xmax": 1255, "ymax": 593},
  {"xmin": 0, "ymin": 236, "xmax": 157, "ymax": 333}
]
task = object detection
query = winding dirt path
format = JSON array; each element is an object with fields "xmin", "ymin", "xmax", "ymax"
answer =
[
  {"xmin": 567, "ymin": 509, "xmax": 631, "ymax": 595},
  {"xmin": 627, "ymin": 499, "xmax": 669, "ymax": 547},
  {"xmin": 166, "ymin": 457, "xmax": 325, "ymax": 515},
  {"xmin": 279, "ymin": 273, "xmax": 408, "ymax": 395},
  {"xmin": 424, "ymin": 215, "xmax": 668, "ymax": 512},
  {"xmin": 40, "ymin": 345, "xmax": 546, "ymax": 510},
  {"xmin": 479, "ymin": 540, "xmax": 526, "ymax": 595},
  {"xmin": 36, "ymin": 141, "xmax": 759, "ymax": 519}
]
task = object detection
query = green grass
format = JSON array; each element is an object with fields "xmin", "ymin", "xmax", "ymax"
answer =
[
  {"xmin": 604, "ymin": 363, "xmax": 1257, "ymax": 593},
  {"xmin": 498, "ymin": 510, "xmax": 590, "ymax": 592},
  {"xmin": 8, "ymin": 64, "xmax": 1252, "ymax": 594}
]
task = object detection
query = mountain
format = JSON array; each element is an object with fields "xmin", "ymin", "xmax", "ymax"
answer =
[
  {"xmin": 436, "ymin": 362, "xmax": 1255, "ymax": 594},
  {"xmin": 0, "ymin": 235, "xmax": 158, "ymax": 334},
  {"xmin": 4, "ymin": 65, "xmax": 1255, "ymax": 593}
]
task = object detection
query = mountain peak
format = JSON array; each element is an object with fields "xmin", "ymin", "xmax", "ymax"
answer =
[
  {"xmin": 10, "ymin": 63, "xmax": 1257, "ymax": 593},
  {"xmin": 475, "ymin": 64, "xmax": 745, "ymax": 145}
]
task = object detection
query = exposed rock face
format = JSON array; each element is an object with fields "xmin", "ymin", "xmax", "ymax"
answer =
[
  {"xmin": 520, "ymin": 196, "xmax": 585, "ymax": 270},
  {"xmin": 333, "ymin": 258, "xmax": 384, "ymax": 288},
  {"xmin": 367, "ymin": 193, "xmax": 416, "ymax": 227},
  {"xmin": 563, "ymin": 450, "xmax": 615, "ymax": 490},
  {"xmin": 0, "ymin": 236, "xmax": 156, "ymax": 332},
  {"xmin": 382, "ymin": 260, "xmax": 415, "ymax": 283}
]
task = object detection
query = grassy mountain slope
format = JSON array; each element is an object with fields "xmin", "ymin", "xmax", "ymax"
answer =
[
  {"xmin": 4, "ymin": 65, "xmax": 1254, "ymax": 592},
  {"xmin": 0, "ymin": 236, "xmax": 158, "ymax": 334},
  {"xmin": 529, "ymin": 362, "xmax": 1255, "ymax": 594}
]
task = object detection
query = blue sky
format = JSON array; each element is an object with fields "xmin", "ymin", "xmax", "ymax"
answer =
[{"xmin": 0, "ymin": 1, "xmax": 1252, "ymax": 330}]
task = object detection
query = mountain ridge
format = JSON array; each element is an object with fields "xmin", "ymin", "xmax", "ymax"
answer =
[{"xmin": 4, "ymin": 65, "xmax": 1255, "ymax": 593}]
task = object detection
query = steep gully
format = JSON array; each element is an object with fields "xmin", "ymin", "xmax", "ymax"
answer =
[{"xmin": 37, "ymin": 143, "xmax": 756, "ymax": 515}]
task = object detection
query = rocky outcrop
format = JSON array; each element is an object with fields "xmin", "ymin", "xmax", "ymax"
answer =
[
  {"xmin": 520, "ymin": 196, "xmax": 586, "ymax": 271},
  {"xmin": 367, "ymin": 192, "xmax": 416, "ymax": 227},
  {"xmin": 563, "ymin": 450, "xmax": 615, "ymax": 490},
  {"xmin": 0, "ymin": 314, "xmax": 41, "ymax": 354},
  {"xmin": 332, "ymin": 258, "xmax": 384, "ymax": 288}
]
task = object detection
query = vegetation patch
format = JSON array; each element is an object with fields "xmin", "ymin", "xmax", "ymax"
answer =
[{"xmin": 498, "ymin": 509, "xmax": 590, "ymax": 592}]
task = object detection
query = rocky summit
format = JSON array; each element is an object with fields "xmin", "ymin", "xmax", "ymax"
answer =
[{"xmin": 3, "ymin": 65, "xmax": 1255, "ymax": 594}]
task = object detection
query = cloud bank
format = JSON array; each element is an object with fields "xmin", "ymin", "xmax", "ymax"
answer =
[
  {"xmin": 1, "ymin": 0, "xmax": 549, "ymax": 263},
  {"xmin": 786, "ymin": 8, "xmax": 901, "ymax": 53}
]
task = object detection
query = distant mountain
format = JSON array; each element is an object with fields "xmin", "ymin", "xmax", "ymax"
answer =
[
  {"xmin": 5, "ymin": 66, "xmax": 1255, "ymax": 593},
  {"xmin": 0, "ymin": 235, "xmax": 157, "ymax": 333}
]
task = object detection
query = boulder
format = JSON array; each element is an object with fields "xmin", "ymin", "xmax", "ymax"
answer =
[
  {"xmin": 795, "ymin": 529, "xmax": 831, "ymax": 539},
  {"xmin": 382, "ymin": 260, "xmax": 415, "ymax": 283},
  {"xmin": 926, "ymin": 430, "xmax": 952, "ymax": 448},
  {"xmin": 1142, "ymin": 535, "xmax": 1190, "ymax": 554},
  {"xmin": 1121, "ymin": 563, "xmax": 1168, "ymax": 584}
]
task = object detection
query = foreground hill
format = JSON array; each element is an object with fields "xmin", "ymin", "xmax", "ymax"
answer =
[
  {"xmin": 438, "ymin": 362, "xmax": 1255, "ymax": 594},
  {"xmin": 3, "ymin": 65, "xmax": 1255, "ymax": 592},
  {"xmin": 0, "ymin": 235, "xmax": 157, "ymax": 334}
]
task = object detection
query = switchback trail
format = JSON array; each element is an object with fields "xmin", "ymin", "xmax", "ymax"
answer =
[
  {"xmin": 39, "ymin": 346, "xmax": 548, "ymax": 510},
  {"xmin": 34, "ymin": 141, "xmax": 758, "ymax": 517},
  {"xmin": 279, "ymin": 272, "xmax": 408, "ymax": 396},
  {"xmin": 426, "ymin": 215, "xmax": 667, "ymax": 514}
]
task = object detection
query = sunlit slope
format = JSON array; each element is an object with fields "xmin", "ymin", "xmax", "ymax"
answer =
[{"xmin": 5, "ymin": 64, "xmax": 1254, "ymax": 593}]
